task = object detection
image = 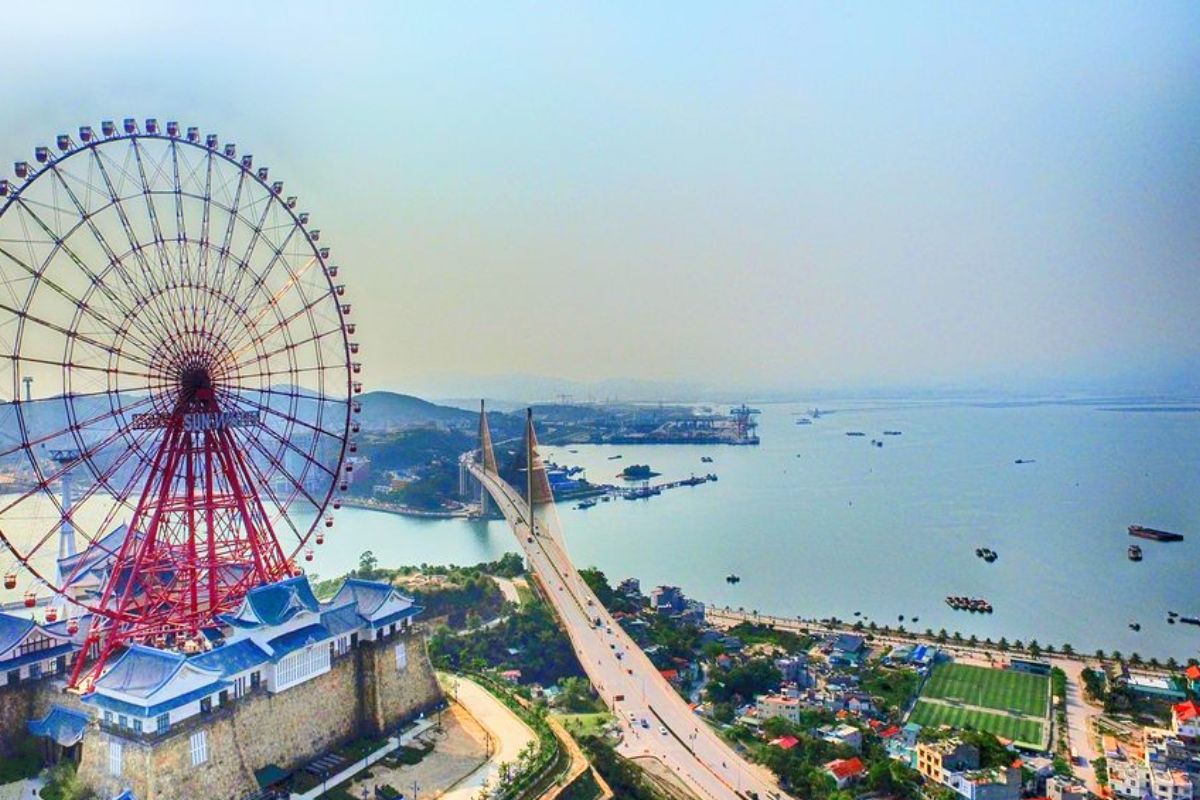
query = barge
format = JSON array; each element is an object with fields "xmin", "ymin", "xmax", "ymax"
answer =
[{"xmin": 1129, "ymin": 525, "xmax": 1184, "ymax": 542}]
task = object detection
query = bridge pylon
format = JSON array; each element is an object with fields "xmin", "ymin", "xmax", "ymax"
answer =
[
  {"xmin": 524, "ymin": 408, "xmax": 554, "ymax": 511},
  {"xmin": 478, "ymin": 399, "xmax": 499, "ymax": 474}
]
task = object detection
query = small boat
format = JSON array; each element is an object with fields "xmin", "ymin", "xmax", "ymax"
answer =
[
  {"xmin": 1129, "ymin": 622, "xmax": 1141, "ymax": 631},
  {"xmin": 975, "ymin": 547, "xmax": 984, "ymax": 557},
  {"xmin": 1169, "ymin": 617, "xmax": 1177, "ymax": 624},
  {"xmin": 912, "ymin": 616, "xmax": 919, "ymax": 623},
  {"xmin": 1168, "ymin": 610, "xmax": 1179, "ymax": 618},
  {"xmin": 853, "ymin": 611, "xmax": 861, "ymax": 617},
  {"xmin": 607, "ymin": 454, "xmax": 623, "ymax": 460},
  {"xmin": 1180, "ymin": 616, "xmax": 1200, "ymax": 627},
  {"xmin": 1014, "ymin": 458, "xmax": 1036, "ymax": 464},
  {"xmin": 846, "ymin": 431, "xmax": 866, "ymax": 437},
  {"xmin": 600, "ymin": 495, "xmax": 611, "ymax": 502},
  {"xmin": 1128, "ymin": 544, "xmax": 1143, "ymax": 561},
  {"xmin": 725, "ymin": 574, "xmax": 741, "ymax": 584},
  {"xmin": 898, "ymin": 614, "xmax": 905, "ymax": 622},
  {"xmin": 883, "ymin": 430, "xmax": 902, "ymax": 436},
  {"xmin": 701, "ymin": 456, "xmax": 714, "ymax": 463},
  {"xmin": 796, "ymin": 418, "xmax": 812, "ymax": 425},
  {"xmin": 576, "ymin": 499, "xmax": 597, "ymax": 510}
]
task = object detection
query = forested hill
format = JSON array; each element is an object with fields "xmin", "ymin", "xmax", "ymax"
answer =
[{"xmin": 358, "ymin": 391, "xmax": 476, "ymax": 431}]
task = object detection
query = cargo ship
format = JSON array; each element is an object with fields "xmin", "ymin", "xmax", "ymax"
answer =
[{"xmin": 1129, "ymin": 525, "xmax": 1184, "ymax": 542}]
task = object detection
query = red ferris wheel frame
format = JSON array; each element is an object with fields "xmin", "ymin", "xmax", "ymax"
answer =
[{"xmin": 0, "ymin": 119, "xmax": 361, "ymax": 688}]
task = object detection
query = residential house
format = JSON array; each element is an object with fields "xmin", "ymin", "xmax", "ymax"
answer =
[{"xmin": 824, "ymin": 757, "xmax": 866, "ymax": 789}]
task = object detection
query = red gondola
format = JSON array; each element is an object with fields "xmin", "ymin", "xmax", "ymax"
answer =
[
  {"xmin": 45, "ymin": 607, "xmax": 58, "ymax": 623},
  {"xmin": 23, "ymin": 592, "xmax": 36, "ymax": 608},
  {"xmin": 324, "ymin": 516, "xmax": 333, "ymax": 528},
  {"xmin": 316, "ymin": 534, "xmax": 325, "ymax": 546},
  {"xmin": 304, "ymin": 549, "xmax": 314, "ymax": 562},
  {"xmin": 66, "ymin": 619, "xmax": 79, "ymax": 635},
  {"xmin": 3, "ymin": 573, "xmax": 14, "ymax": 590}
]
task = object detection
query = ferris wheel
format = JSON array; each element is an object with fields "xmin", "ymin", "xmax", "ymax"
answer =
[{"xmin": 0, "ymin": 119, "xmax": 361, "ymax": 686}]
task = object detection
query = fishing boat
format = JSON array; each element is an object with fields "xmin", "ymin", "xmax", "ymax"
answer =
[{"xmin": 1128, "ymin": 544, "xmax": 1143, "ymax": 561}]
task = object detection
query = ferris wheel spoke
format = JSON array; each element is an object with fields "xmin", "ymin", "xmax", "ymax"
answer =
[
  {"xmin": 218, "ymin": 386, "xmax": 346, "ymax": 443},
  {"xmin": 0, "ymin": 298, "xmax": 156, "ymax": 372},
  {"xmin": 227, "ymin": 425, "xmax": 322, "ymax": 547},
  {"xmin": 2, "ymin": 198, "xmax": 162, "ymax": 361},
  {"xmin": 0, "ymin": 392, "xmax": 158, "ymax": 461},
  {"xmin": 89, "ymin": 146, "xmax": 196, "ymax": 350},
  {"xmin": 226, "ymin": 278, "xmax": 336, "ymax": 363},
  {"xmin": 217, "ymin": 427, "xmax": 303, "ymax": 557},
  {"xmin": 0, "ymin": 410, "xmax": 156, "ymax": 519},
  {"xmin": 232, "ymin": 360, "xmax": 341, "ymax": 384},
  {"xmin": 18, "ymin": 425, "xmax": 158, "ymax": 571},
  {"xmin": 226, "ymin": 405, "xmax": 336, "ymax": 482}
]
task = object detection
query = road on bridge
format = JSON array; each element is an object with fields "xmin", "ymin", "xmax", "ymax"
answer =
[{"xmin": 468, "ymin": 461, "xmax": 789, "ymax": 800}]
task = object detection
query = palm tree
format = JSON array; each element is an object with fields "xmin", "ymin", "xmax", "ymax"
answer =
[
  {"xmin": 998, "ymin": 637, "xmax": 1009, "ymax": 651},
  {"xmin": 1130, "ymin": 652, "xmax": 1143, "ymax": 665},
  {"xmin": 1062, "ymin": 643, "xmax": 1074, "ymax": 655},
  {"xmin": 1167, "ymin": 657, "xmax": 1180, "ymax": 671},
  {"xmin": 969, "ymin": 635, "xmax": 979, "ymax": 646},
  {"xmin": 1095, "ymin": 649, "xmax": 1106, "ymax": 660}
]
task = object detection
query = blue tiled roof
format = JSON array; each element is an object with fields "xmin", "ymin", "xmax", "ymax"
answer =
[
  {"xmin": 320, "ymin": 602, "xmax": 364, "ymax": 637},
  {"xmin": 28, "ymin": 704, "xmax": 90, "ymax": 747},
  {"xmin": 368, "ymin": 605, "xmax": 423, "ymax": 630},
  {"xmin": 267, "ymin": 623, "xmax": 333, "ymax": 661},
  {"xmin": 332, "ymin": 578, "xmax": 402, "ymax": 618},
  {"xmin": 0, "ymin": 612, "xmax": 36, "ymax": 657},
  {"xmin": 85, "ymin": 678, "xmax": 228, "ymax": 718},
  {"xmin": 0, "ymin": 641, "xmax": 76, "ymax": 670},
  {"xmin": 221, "ymin": 576, "xmax": 320, "ymax": 628},
  {"xmin": 93, "ymin": 645, "xmax": 219, "ymax": 699},
  {"xmin": 190, "ymin": 639, "xmax": 270, "ymax": 677}
]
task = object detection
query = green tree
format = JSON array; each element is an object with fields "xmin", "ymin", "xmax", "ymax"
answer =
[{"xmin": 357, "ymin": 550, "xmax": 380, "ymax": 580}]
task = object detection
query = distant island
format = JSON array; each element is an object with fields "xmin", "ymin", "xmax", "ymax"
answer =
[{"xmin": 619, "ymin": 464, "xmax": 660, "ymax": 480}]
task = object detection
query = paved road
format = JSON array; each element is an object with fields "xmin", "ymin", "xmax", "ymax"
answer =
[
  {"xmin": 1052, "ymin": 657, "xmax": 1100, "ymax": 793},
  {"xmin": 469, "ymin": 462, "xmax": 789, "ymax": 800}
]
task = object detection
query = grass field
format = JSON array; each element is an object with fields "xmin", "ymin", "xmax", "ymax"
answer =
[
  {"xmin": 910, "ymin": 700, "xmax": 1044, "ymax": 747},
  {"xmin": 554, "ymin": 713, "xmax": 613, "ymax": 737},
  {"xmin": 922, "ymin": 663, "xmax": 1049, "ymax": 717}
]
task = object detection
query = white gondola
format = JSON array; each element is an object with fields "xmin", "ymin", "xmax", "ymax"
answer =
[
  {"xmin": 0, "ymin": 180, "xmax": 8, "ymax": 196},
  {"xmin": 334, "ymin": 284, "xmax": 345, "ymax": 296},
  {"xmin": 285, "ymin": 195, "xmax": 297, "ymax": 208},
  {"xmin": 327, "ymin": 265, "xmax": 339, "ymax": 277},
  {"xmin": 348, "ymin": 342, "xmax": 358, "ymax": 354},
  {"xmin": 350, "ymin": 422, "xmax": 361, "ymax": 434},
  {"xmin": 241, "ymin": 154, "xmax": 253, "ymax": 169},
  {"xmin": 145, "ymin": 119, "xmax": 159, "ymax": 134},
  {"xmin": 318, "ymin": 247, "xmax": 330, "ymax": 259},
  {"xmin": 340, "ymin": 303, "xmax": 351, "ymax": 315},
  {"xmin": 298, "ymin": 212, "xmax": 309, "ymax": 224},
  {"xmin": 101, "ymin": 120, "xmax": 116, "ymax": 137},
  {"xmin": 205, "ymin": 133, "xmax": 218, "ymax": 149},
  {"xmin": 15, "ymin": 161, "xmax": 29, "ymax": 178},
  {"xmin": 352, "ymin": 362, "xmax": 361, "ymax": 374},
  {"xmin": 187, "ymin": 126, "xmax": 200, "ymax": 142},
  {"xmin": 34, "ymin": 147, "xmax": 50, "ymax": 163},
  {"xmin": 256, "ymin": 167, "xmax": 268, "ymax": 181},
  {"xmin": 224, "ymin": 143, "xmax": 236, "ymax": 158},
  {"xmin": 123, "ymin": 118, "xmax": 137, "ymax": 134},
  {"xmin": 352, "ymin": 398, "xmax": 362, "ymax": 411},
  {"xmin": 310, "ymin": 229, "xmax": 320, "ymax": 241},
  {"xmin": 56, "ymin": 135, "xmax": 71, "ymax": 151},
  {"xmin": 345, "ymin": 323, "xmax": 356, "ymax": 334},
  {"xmin": 353, "ymin": 383, "xmax": 363, "ymax": 396},
  {"xmin": 79, "ymin": 126, "xmax": 94, "ymax": 142},
  {"xmin": 271, "ymin": 181, "xmax": 283, "ymax": 195},
  {"xmin": 166, "ymin": 121, "xmax": 179, "ymax": 137}
]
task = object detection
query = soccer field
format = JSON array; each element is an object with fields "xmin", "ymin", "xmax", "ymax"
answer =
[
  {"xmin": 921, "ymin": 663, "xmax": 1049, "ymax": 717},
  {"xmin": 910, "ymin": 700, "xmax": 1044, "ymax": 748}
]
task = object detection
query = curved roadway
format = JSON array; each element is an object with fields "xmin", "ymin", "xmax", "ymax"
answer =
[{"xmin": 467, "ymin": 461, "xmax": 789, "ymax": 800}]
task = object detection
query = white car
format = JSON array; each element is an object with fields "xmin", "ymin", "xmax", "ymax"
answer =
[{"xmin": 659, "ymin": 726, "xmax": 668, "ymax": 736}]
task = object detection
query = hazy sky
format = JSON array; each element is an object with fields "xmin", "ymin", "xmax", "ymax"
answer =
[{"xmin": 3, "ymin": 2, "xmax": 1198, "ymax": 397}]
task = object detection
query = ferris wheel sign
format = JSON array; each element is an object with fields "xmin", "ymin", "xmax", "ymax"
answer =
[
  {"xmin": 130, "ymin": 410, "xmax": 263, "ymax": 432},
  {"xmin": 0, "ymin": 118, "xmax": 362, "ymax": 688}
]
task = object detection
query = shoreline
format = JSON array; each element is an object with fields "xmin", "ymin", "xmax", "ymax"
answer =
[{"xmin": 338, "ymin": 497, "xmax": 477, "ymax": 520}]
